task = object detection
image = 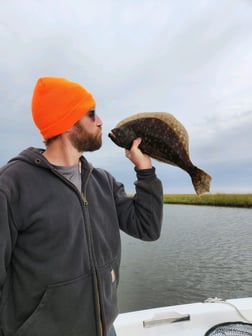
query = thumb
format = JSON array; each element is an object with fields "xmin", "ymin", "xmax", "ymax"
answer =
[{"xmin": 131, "ymin": 137, "xmax": 142, "ymax": 150}]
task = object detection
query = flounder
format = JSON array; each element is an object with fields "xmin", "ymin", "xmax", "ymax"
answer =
[{"xmin": 108, "ymin": 112, "xmax": 211, "ymax": 195}]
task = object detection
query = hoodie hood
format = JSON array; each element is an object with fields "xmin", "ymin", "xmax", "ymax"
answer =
[
  {"xmin": 8, "ymin": 147, "xmax": 51, "ymax": 168},
  {"xmin": 7, "ymin": 147, "xmax": 92, "ymax": 172}
]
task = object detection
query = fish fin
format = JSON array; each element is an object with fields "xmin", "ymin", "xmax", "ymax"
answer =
[{"xmin": 191, "ymin": 167, "xmax": 212, "ymax": 195}]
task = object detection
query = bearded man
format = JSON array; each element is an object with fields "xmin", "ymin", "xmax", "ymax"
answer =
[{"xmin": 0, "ymin": 77, "xmax": 163, "ymax": 336}]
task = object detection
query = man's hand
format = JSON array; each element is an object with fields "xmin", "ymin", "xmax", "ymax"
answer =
[{"xmin": 125, "ymin": 138, "xmax": 152, "ymax": 169}]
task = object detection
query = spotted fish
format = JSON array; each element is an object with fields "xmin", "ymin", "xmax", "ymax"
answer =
[{"xmin": 108, "ymin": 112, "xmax": 212, "ymax": 195}]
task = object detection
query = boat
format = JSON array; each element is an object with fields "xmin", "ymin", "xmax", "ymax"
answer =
[{"xmin": 114, "ymin": 297, "xmax": 252, "ymax": 335}]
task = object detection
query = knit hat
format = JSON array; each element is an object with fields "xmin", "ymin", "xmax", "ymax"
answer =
[{"xmin": 31, "ymin": 77, "xmax": 96, "ymax": 138}]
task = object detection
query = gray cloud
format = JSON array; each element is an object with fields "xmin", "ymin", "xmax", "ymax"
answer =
[{"xmin": 1, "ymin": 0, "xmax": 252, "ymax": 193}]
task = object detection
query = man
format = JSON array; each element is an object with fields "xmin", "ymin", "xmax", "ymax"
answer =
[{"xmin": 0, "ymin": 77, "xmax": 163, "ymax": 336}]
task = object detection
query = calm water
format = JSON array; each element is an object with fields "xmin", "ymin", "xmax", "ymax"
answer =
[{"xmin": 118, "ymin": 204, "xmax": 252, "ymax": 313}]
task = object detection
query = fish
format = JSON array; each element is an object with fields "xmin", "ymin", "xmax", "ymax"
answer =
[{"xmin": 108, "ymin": 112, "xmax": 212, "ymax": 195}]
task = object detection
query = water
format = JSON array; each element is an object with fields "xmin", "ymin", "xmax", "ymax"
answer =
[{"xmin": 118, "ymin": 204, "xmax": 252, "ymax": 313}]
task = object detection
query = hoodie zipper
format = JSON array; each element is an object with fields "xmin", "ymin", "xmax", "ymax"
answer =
[
  {"xmin": 81, "ymin": 168, "xmax": 103, "ymax": 336},
  {"xmin": 50, "ymin": 164, "xmax": 103, "ymax": 336},
  {"xmin": 81, "ymin": 192, "xmax": 88, "ymax": 206},
  {"xmin": 82, "ymin": 198, "xmax": 103, "ymax": 336}
]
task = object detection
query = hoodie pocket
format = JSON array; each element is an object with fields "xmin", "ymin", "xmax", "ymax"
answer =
[
  {"xmin": 15, "ymin": 274, "xmax": 97, "ymax": 336},
  {"xmin": 99, "ymin": 261, "xmax": 119, "ymax": 329}
]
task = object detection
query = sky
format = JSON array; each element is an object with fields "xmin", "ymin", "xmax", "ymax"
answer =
[{"xmin": 1, "ymin": 0, "xmax": 252, "ymax": 194}]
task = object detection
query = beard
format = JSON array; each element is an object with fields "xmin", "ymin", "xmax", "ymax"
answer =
[{"xmin": 69, "ymin": 121, "xmax": 102, "ymax": 153}]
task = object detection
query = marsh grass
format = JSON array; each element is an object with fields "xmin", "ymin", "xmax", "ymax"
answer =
[{"xmin": 163, "ymin": 194, "xmax": 252, "ymax": 208}]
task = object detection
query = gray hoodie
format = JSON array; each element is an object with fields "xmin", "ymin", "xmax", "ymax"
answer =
[{"xmin": 0, "ymin": 147, "xmax": 163, "ymax": 336}]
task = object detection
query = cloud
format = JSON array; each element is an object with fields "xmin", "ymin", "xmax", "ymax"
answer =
[
  {"xmin": 189, "ymin": 110, "xmax": 252, "ymax": 164},
  {"xmin": 1, "ymin": 0, "xmax": 252, "ymax": 193}
]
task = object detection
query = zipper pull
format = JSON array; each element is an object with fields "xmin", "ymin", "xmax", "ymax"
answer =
[{"xmin": 81, "ymin": 192, "xmax": 88, "ymax": 205}]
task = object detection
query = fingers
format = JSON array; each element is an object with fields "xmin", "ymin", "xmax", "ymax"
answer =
[
  {"xmin": 125, "ymin": 138, "xmax": 152, "ymax": 169},
  {"xmin": 125, "ymin": 138, "xmax": 141, "ymax": 159},
  {"xmin": 131, "ymin": 137, "xmax": 142, "ymax": 149},
  {"xmin": 125, "ymin": 149, "xmax": 130, "ymax": 159}
]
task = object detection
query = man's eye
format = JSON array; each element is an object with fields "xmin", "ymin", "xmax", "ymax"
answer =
[{"xmin": 87, "ymin": 110, "xmax": 96, "ymax": 121}]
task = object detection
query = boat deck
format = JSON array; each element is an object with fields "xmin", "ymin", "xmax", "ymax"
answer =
[{"xmin": 114, "ymin": 297, "xmax": 252, "ymax": 336}]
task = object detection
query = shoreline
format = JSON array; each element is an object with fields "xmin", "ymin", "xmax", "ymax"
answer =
[{"xmin": 163, "ymin": 193, "xmax": 252, "ymax": 208}]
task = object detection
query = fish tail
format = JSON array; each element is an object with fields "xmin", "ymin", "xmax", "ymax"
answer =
[{"xmin": 191, "ymin": 167, "xmax": 212, "ymax": 195}]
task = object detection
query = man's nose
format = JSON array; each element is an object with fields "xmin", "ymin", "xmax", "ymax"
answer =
[{"xmin": 96, "ymin": 115, "xmax": 103, "ymax": 126}]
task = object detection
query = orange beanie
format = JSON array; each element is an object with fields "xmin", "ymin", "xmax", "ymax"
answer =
[{"xmin": 31, "ymin": 77, "xmax": 96, "ymax": 139}]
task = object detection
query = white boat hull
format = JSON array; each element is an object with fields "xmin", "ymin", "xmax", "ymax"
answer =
[{"xmin": 114, "ymin": 297, "xmax": 252, "ymax": 336}]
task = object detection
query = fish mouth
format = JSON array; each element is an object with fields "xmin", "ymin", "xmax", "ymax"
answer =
[{"xmin": 108, "ymin": 131, "xmax": 116, "ymax": 139}]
